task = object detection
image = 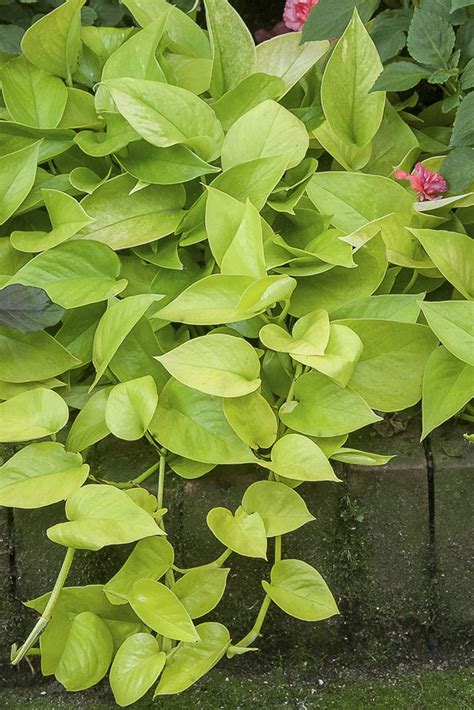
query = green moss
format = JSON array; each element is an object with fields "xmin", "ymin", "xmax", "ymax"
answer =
[{"xmin": 1, "ymin": 668, "xmax": 472, "ymax": 709}]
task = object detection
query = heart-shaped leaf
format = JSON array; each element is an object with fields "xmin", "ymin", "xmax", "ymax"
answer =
[
  {"xmin": 104, "ymin": 537, "xmax": 174, "ymax": 605},
  {"xmin": 156, "ymin": 334, "xmax": 261, "ymax": 398},
  {"xmin": 262, "ymin": 559, "xmax": 339, "ymax": 621},
  {"xmin": 109, "ymin": 633, "xmax": 166, "ymax": 707},
  {"xmin": 47, "ymin": 484, "xmax": 164, "ymax": 550},
  {"xmin": 207, "ymin": 506, "xmax": 267, "ymax": 558},
  {"xmin": 0, "ymin": 442, "xmax": 88, "ymax": 508},
  {"xmin": 129, "ymin": 579, "xmax": 200, "ymax": 642},
  {"xmin": 0, "ymin": 387, "xmax": 68, "ymax": 443},
  {"xmin": 154, "ymin": 622, "xmax": 230, "ymax": 696},
  {"xmin": 242, "ymin": 480, "xmax": 315, "ymax": 536}
]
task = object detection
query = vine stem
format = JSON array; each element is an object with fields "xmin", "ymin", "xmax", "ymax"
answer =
[
  {"xmin": 157, "ymin": 452, "xmax": 166, "ymax": 512},
  {"xmin": 12, "ymin": 548, "xmax": 75, "ymax": 665},
  {"xmin": 173, "ymin": 548, "xmax": 232, "ymax": 574},
  {"xmin": 230, "ymin": 536, "xmax": 282, "ymax": 653},
  {"xmin": 91, "ymin": 460, "xmax": 161, "ymax": 489}
]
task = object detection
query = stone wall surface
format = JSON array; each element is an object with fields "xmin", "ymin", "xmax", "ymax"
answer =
[{"xmin": 0, "ymin": 419, "xmax": 472, "ymax": 687}]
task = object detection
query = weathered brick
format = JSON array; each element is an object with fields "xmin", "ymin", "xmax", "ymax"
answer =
[
  {"xmin": 344, "ymin": 419, "xmax": 431, "ymax": 628},
  {"xmin": 430, "ymin": 421, "xmax": 474, "ymax": 634}
]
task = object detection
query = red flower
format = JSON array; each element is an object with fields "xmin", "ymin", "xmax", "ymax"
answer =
[
  {"xmin": 394, "ymin": 163, "xmax": 448, "ymax": 202},
  {"xmin": 283, "ymin": 0, "xmax": 318, "ymax": 32}
]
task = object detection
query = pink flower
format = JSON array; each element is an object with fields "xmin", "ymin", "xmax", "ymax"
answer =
[
  {"xmin": 283, "ymin": 0, "xmax": 318, "ymax": 31},
  {"xmin": 394, "ymin": 163, "xmax": 448, "ymax": 202}
]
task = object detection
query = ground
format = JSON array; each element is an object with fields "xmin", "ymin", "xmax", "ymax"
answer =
[{"xmin": 1, "ymin": 665, "xmax": 473, "ymax": 709}]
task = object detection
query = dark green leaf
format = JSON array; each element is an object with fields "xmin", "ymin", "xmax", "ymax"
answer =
[{"xmin": 0, "ymin": 284, "xmax": 64, "ymax": 333}]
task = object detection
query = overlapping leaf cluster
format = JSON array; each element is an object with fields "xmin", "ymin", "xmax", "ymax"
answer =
[
  {"xmin": 0, "ymin": 0, "xmax": 473, "ymax": 704},
  {"xmin": 304, "ymin": 0, "xmax": 474, "ymax": 191}
]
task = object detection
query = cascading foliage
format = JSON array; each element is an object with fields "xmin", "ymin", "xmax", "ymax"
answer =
[{"xmin": 0, "ymin": 0, "xmax": 473, "ymax": 705}]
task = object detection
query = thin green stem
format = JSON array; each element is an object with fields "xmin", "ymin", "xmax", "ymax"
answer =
[
  {"xmin": 157, "ymin": 453, "xmax": 166, "ymax": 511},
  {"xmin": 286, "ymin": 363, "xmax": 303, "ymax": 404},
  {"xmin": 274, "ymin": 535, "xmax": 282, "ymax": 563},
  {"xmin": 402, "ymin": 270, "xmax": 418, "ymax": 294},
  {"xmin": 173, "ymin": 548, "xmax": 232, "ymax": 574},
  {"xmin": 89, "ymin": 460, "xmax": 161, "ymax": 489},
  {"xmin": 12, "ymin": 548, "xmax": 75, "ymax": 665},
  {"xmin": 232, "ymin": 594, "xmax": 272, "ymax": 650}
]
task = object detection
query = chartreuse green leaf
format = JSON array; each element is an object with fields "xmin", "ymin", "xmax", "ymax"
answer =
[
  {"xmin": 0, "ymin": 284, "xmax": 64, "ymax": 333},
  {"xmin": 149, "ymin": 379, "xmax": 254, "ymax": 464},
  {"xmin": 242, "ymin": 480, "xmax": 314, "ymax": 537},
  {"xmin": 207, "ymin": 506, "xmax": 267, "ymax": 558},
  {"xmin": 222, "ymin": 391, "xmax": 277, "ymax": 449},
  {"xmin": 9, "ymin": 241, "xmax": 127, "ymax": 309},
  {"xmin": 102, "ymin": 17, "xmax": 168, "ymax": 81},
  {"xmin": 260, "ymin": 309, "xmax": 330, "ymax": 357},
  {"xmin": 169, "ymin": 458, "xmax": 216, "ymax": 480},
  {"xmin": 313, "ymin": 119, "xmax": 372, "ymax": 172},
  {"xmin": 330, "ymin": 448, "xmax": 394, "ymax": 466},
  {"xmin": 422, "ymin": 346, "xmax": 474, "ymax": 439},
  {"xmin": 117, "ymin": 142, "xmax": 219, "ymax": 186},
  {"xmin": 270, "ymin": 433, "xmax": 340, "ymax": 483},
  {"xmin": 306, "ymin": 172, "xmax": 413, "ymax": 233},
  {"xmin": 105, "ymin": 376, "xmax": 158, "ymax": 441},
  {"xmin": 172, "ymin": 568, "xmax": 230, "ymax": 619},
  {"xmin": 292, "ymin": 324, "xmax": 364, "ymax": 388},
  {"xmin": 337, "ymin": 319, "xmax": 437, "ymax": 411},
  {"xmin": 55, "ymin": 611, "xmax": 113, "ymax": 691},
  {"xmin": 256, "ymin": 31, "xmax": 329, "ymax": 96},
  {"xmin": 262, "ymin": 559, "xmax": 339, "ymax": 621},
  {"xmin": 0, "ymin": 442, "xmax": 88, "ymax": 508},
  {"xmin": 205, "ymin": 189, "xmax": 266, "ymax": 279},
  {"xmin": 109, "ymin": 633, "xmax": 166, "ymax": 707},
  {"xmin": 78, "ymin": 175, "xmax": 185, "ymax": 250},
  {"xmin": 155, "ymin": 622, "xmax": 230, "ymax": 696},
  {"xmin": 211, "ymin": 73, "xmax": 285, "ymax": 130},
  {"xmin": 279, "ymin": 370, "xmax": 381, "ymax": 437},
  {"xmin": 11, "ymin": 189, "xmax": 94, "ymax": 252},
  {"xmin": 66, "ymin": 388, "xmax": 111, "ymax": 452},
  {"xmin": 332, "ymin": 294, "xmax": 422, "ymax": 323},
  {"xmin": 156, "ymin": 334, "xmax": 261, "ymax": 398},
  {"xmin": 21, "ymin": 0, "xmax": 85, "ymax": 82},
  {"xmin": 209, "ymin": 154, "xmax": 289, "ymax": 211},
  {"xmin": 321, "ymin": 10, "xmax": 384, "ymax": 147},
  {"xmin": 205, "ymin": 0, "xmax": 255, "ymax": 98},
  {"xmin": 0, "ymin": 142, "xmax": 40, "ymax": 225},
  {"xmin": 156, "ymin": 274, "xmax": 295, "ymax": 325},
  {"xmin": 420, "ymin": 301, "xmax": 474, "ymax": 366},
  {"xmin": 1, "ymin": 57, "xmax": 68, "ymax": 128},
  {"xmin": 103, "ymin": 78, "xmax": 224, "ymax": 161},
  {"xmin": 92, "ymin": 294, "xmax": 162, "ymax": 388},
  {"xmin": 0, "ymin": 328, "xmax": 79, "ymax": 383},
  {"xmin": 221, "ymin": 100, "xmax": 308, "ymax": 171},
  {"xmin": 290, "ymin": 237, "xmax": 387, "ymax": 316},
  {"xmin": 410, "ymin": 229, "xmax": 474, "ymax": 300},
  {"xmin": 47, "ymin": 484, "xmax": 164, "ymax": 550},
  {"xmin": 129, "ymin": 579, "xmax": 200, "ymax": 642},
  {"xmin": 0, "ymin": 387, "xmax": 68, "ymax": 442},
  {"xmin": 104, "ymin": 538, "xmax": 174, "ymax": 605}
]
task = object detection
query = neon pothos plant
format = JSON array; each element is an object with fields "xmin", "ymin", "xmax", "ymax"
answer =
[{"xmin": 0, "ymin": 0, "xmax": 473, "ymax": 705}]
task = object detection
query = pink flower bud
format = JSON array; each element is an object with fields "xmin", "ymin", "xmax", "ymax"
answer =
[{"xmin": 394, "ymin": 163, "xmax": 448, "ymax": 202}]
